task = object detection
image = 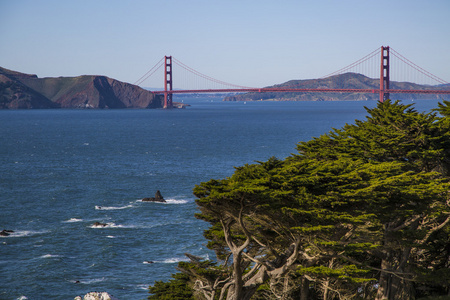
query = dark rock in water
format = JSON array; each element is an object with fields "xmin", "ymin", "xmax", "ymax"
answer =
[
  {"xmin": 154, "ymin": 190, "xmax": 165, "ymax": 202},
  {"xmin": 0, "ymin": 230, "xmax": 14, "ymax": 236},
  {"xmin": 92, "ymin": 222, "xmax": 108, "ymax": 228},
  {"xmin": 142, "ymin": 190, "xmax": 166, "ymax": 203}
]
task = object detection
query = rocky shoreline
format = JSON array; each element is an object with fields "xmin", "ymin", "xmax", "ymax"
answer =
[{"xmin": 74, "ymin": 292, "xmax": 119, "ymax": 300}]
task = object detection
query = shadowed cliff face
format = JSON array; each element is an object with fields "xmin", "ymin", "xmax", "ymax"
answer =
[
  {"xmin": 0, "ymin": 73, "xmax": 60, "ymax": 109},
  {"xmin": 0, "ymin": 66, "xmax": 164, "ymax": 109}
]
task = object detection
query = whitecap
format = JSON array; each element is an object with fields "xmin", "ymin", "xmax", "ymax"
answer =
[
  {"xmin": 106, "ymin": 235, "xmax": 115, "ymax": 238},
  {"xmin": 136, "ymin": 284, "xmax": 149, "ymax": 290},
  {"xmin": 95, "ymin": 204, "xmax": 134, "ymax": 210},
  {"xmin": 165, "ymin": 198, "xmax": 189, "ymax": 204},
  {"xmin": 1, "ymin": 230, "xmax": 47, "ymax": 238},
  {"xmin": 16, "ymin": 296, "xmax": 28, "ymax": 300},
  {"xmin": 157, "ymin": 257, "xmax": 188, "ymax": 264},
  {"xmin": 89, "ymin": 222, "xmax": 124, "ymax": 229},
  {"xmin": 39, "ymin": 254, "xmax": 60, "ymax": 259},
  {"xmin": 63, "ymin": 218, "xmax": 83, "ymax": 223}
]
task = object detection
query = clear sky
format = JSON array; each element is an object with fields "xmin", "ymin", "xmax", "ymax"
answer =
[{"xmin": 1, "ymin": 0, "xmax": 449, "ymax": 88}]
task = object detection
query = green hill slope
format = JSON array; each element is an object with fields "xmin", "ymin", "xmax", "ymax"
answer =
[{"xmin": 224, "ymin": 73, "xmax": 450, "ymax": 101}]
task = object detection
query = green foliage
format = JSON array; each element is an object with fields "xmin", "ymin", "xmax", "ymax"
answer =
[
  {"xmin": 296, "ymin": 264, "xmax": 373, "ymax": 283},
  {"xmin": 148, "ymin": 272, "xmax": 194, "ymax": 300},
  {"xmin": 155, "ymin": 100, "xmax": 450, "ymax": 300}
]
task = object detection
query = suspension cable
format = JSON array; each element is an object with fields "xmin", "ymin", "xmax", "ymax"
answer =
[
  {"xmin": 134, "ymin": 57, "xmax": 165, "ymax": 86},
  {"xmin": 390, "ymin": 48, "xmax": 448, "ymax": 85},
  {"xmin": 320, "ymin": 48, "xmax": 380, "ymax": 79},
  {"xmin": 172, "ymin": 58, "xmax": 255, "ymax": 89}
]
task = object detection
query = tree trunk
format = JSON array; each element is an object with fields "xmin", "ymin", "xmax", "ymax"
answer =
[
  {"xmin": 390, "ymin": 248, "xmax": 414, "ymax": 300},
  {"xmin": 376, "ymin": 257, "xmax": 391, "ymax": 300},
  {"xmin": 300, "ymin": 277, "xmax": 309, "ymax": 300},
  {"xmin": 226, "ymin": 252, "xmax": 244, "ymax": 300},
  {"xmin": 323, "ymin": 280, "xmax": 329, "ymax": 300}
]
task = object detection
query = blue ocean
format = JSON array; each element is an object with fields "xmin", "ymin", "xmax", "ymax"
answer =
[{"xmin": 0, "ymin": 98, "xmax": 440, "ymax": 300}]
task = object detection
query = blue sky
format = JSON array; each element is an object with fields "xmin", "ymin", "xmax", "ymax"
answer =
[{"xmin": 1, "ymin": 0, "xmax": 449, "ymax": 88}]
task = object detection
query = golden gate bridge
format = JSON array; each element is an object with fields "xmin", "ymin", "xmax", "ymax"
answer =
[{"xmin": 134, "ymin": 46, "xmax": 450, "ymax": 109}]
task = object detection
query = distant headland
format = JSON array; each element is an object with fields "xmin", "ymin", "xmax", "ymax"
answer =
[
  {"xmin": 0, "ymin": 66, "xmax": 166, "ymax": 109},
  {"xmin": 3, "ymin": 66, "xmax": 449, "ymax": 109},
  {"xmin": 224, "ymin": 73, "xmax": 450, "ymax": 102}
]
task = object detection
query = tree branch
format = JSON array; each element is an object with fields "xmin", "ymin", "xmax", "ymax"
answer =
[
  {"xmin": 419, "ymin": 214, "xmax": 450, "ymax": 244},
  {"xmin": 392, "ymin": 214, "xmax": 421, "ymax": 232},
  {"xmin": 236, "ymin": 197, "xmax": 251, "ymax": 253}
]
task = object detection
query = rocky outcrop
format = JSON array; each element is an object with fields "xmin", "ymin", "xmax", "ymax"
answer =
[
  {"xmin": 92, "ymin": 222, "xmax": 108, "ymax": 228},
  {"xmin": 142, "ymin": 190, "xmax": 166, "ymax": 203},
  {"xmin": 0, "ymin": 229, "xmax": 14, "ymax": 236},
  {"xmin": 74, "ymin": 292, "xmax": 119, "ymax": 300},
  {"xmin": 0, "ymin": 66, "xmax": 164, "ymax": 109}
]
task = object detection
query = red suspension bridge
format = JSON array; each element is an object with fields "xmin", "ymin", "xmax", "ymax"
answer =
[{"xmin": 134, "ymin": 46, "xmax": 450, "ymax": 108}]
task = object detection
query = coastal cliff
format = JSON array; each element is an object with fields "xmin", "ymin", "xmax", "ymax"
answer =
[{"xmin": 0, "ymin": 67, "xmax": 164, "ymax": 109}]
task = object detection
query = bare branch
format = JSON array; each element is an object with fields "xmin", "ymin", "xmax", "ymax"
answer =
[
  {"xmin": 221, "ymin": 218, "xmax": 237, "ymax": 251},
  {"xmin": 392, "ymin": 215, "xmax": 421, "ymax": 232},
  {"xmin": 419, "ymin": 214, "xmax": 450, "ymax": 244},
  {"xmin": 242, "ymin": 262, "xmax": 262, "ymax": 281},
  {"xmin": 242, "ymin": 252, "xmax": 266, "ymax": 266},
  {"xmin": 236, "ymin": 197, "xmax": 252, "ymax": 253}
]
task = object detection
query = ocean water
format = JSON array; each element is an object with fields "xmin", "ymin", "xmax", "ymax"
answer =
[{"xmin": 0, "ymin": 98, "xmax": 440, "ymax": 300}]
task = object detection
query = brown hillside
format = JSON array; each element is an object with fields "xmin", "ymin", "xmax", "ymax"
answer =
[
  {"xmin": 0, "ymin": 67, "xmax": 164, "ymax": 109},
  {"xmin": 0, "ymin": 68, "xmax": 59, "ymax": 109}
]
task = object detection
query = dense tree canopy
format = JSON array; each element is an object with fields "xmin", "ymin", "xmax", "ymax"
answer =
[{"xmin": 149, "ymin": 100, "xmax": 450, "ymax": 300}]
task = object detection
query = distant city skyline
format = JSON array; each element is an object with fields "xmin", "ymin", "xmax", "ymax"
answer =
[{"xmin": 1, "ymin": 0, "xmax": 449, "ymax": 88}]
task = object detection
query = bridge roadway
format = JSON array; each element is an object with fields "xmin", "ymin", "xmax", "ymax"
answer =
[{"xmin": 152, "ymin": 88, "xmax": 450, "ymax": 95}]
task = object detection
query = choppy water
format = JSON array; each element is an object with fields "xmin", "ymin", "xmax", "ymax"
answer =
[{"xmin": 0, "ymin": 98, "xmax": 440, "ymax": 299}]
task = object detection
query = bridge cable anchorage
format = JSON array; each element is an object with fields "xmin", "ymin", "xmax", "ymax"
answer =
[
  {"xmin": 390, "ymin": 48, "xmax": 448, "ymax": 85},
  {"xmin": 134, "ymin": 57, "xmax": 165, "ymax": 86},
  {"xmin": 172, "ymin": 57, "xmax": 256, "ymax": 90},
  {"xmin": 320, "ymin": 47, "xmax": 380, "ymax": 79}
]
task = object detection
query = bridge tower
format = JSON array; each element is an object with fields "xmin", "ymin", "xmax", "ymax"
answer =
[
  {"xmin": 379, "ymin": 46, "xmax": 390, "ymax": 102},
  {"xmin": 164, "ymin": 56, "xmax": 173, "ymax": 109}
]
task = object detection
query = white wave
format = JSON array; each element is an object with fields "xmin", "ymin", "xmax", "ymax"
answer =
[
  {"xmin": 0, "ymin": 230, "xmax": 47, "ymax": 238},
  {"xmin": 106, "ymin": 235, "xmax": 115, "ymax": 238},
  {"xmin": 63, "ymin": 218, "xmax": 83, "ymax": 223},
  {"xmin": 165, "ymin": 198, "xmax": 189, "ymax": 204},
  {"xmin": 90, "ymin": 222, "xmax": 124, "ymax": 229},
  {"xmin": 136, "ymin": 284, "xmax": 149, "ymax": 290},
  {"xmin": 136, "ymin": 197, "xmax": 190, "ymax": 205},
  {"xmin": 16, "ymin": 296, "xmax": 28, "ymax": 300},
  {"xmin": 157, "ymin": 257, "xmax": 189, "ymax": 264},
  {"xmin": 39, "ymin": 254, "xmax": 60, "ymax": 259},
  {"xmin": 95, "ymin": 204, "xmax": 134, "ymax": 210}
]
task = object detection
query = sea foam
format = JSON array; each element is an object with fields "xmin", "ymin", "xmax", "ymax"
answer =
[
  {"xmin": 89, "ymin": 222, "xmax": 124, "ymax": 229},
  {"xmin": 63, "ymin": 218, "xmax": 83, "ymax": 223},
  {"xmin": 95, "ymin": 204, "xmax": 134, "ymax": 210}
]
